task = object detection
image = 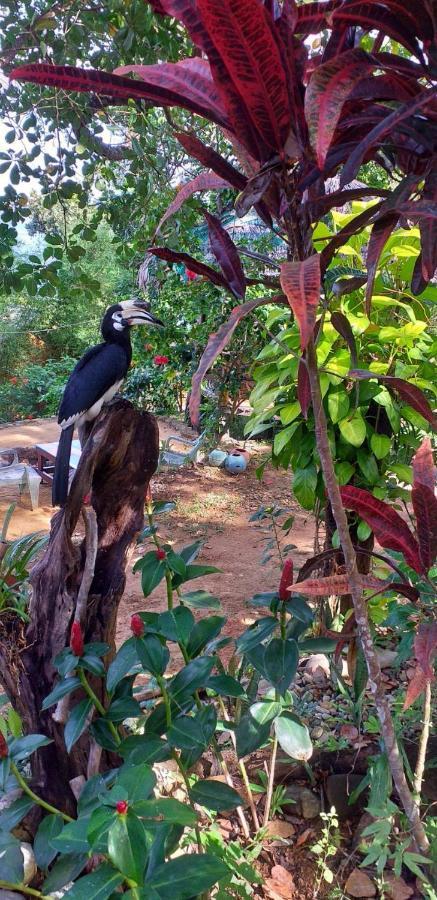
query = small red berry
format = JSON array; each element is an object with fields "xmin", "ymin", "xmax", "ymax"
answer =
[
  {"xmin": 131, "ymin": 614, "xmax": 144, "ymax": 637},
  {"xmin": 279, "ymin": 559, "xmax": 294, "ymax": 601},
  {"xmin": 155, "ymin": 549, "xmax": 166, "ymax": 561},
  {"xmin": 116, "ymin": 800, "xmax": 128, "ymax": 815},
  {"xmin": 0, "ymin": 732, "xmax": 8, "ymax": 759},
  {"xmin": 70, "ymin": 621, "xmax": 84, "ymax": 657}
]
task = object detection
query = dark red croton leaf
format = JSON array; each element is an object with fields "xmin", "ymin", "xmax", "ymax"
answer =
[
  {"xmin": 189, "ymin": 295, "xmax": 284, "ymax": 427},
  {"xmin": 174, "ymin": 132, "xmax": 247, "ymax": 190},
  {"xmin": 155, "ymin": 172, "xmax": 232, "ymax": 235},
  {"xmin": 349, "ymin": 371, "xmax": 437, "ymax": 431},
  {"xmin": 149, "ymin": 247, "xmax": 230, "ymax": 289},
  {"xmin": 411, "ymin": 437, "xmax": 437, "ymax": 573},
  {"xmin": 280, "ymin": 254, "xmax": 321, "ymax": 350},
  {"xmin": 204, "ymin": 211, "xmax": 246, "ymax": 299},
  {"xmin": 330, "ymin": 311, "xmax": 358, "ymax": 368},
  {"xmin": 404, "ymin": 622, "xmax": 437, "ymax": 710},
  {"xmin": 340, "ymin": 485, "xmax": 424, "ymax": 574}
]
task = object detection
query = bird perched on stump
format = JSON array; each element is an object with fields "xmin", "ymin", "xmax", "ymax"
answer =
[{"xmin": 52, "ymin": 299, "xmax": 163, "ymax": 507}]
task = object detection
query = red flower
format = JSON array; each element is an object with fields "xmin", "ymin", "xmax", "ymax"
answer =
[
  {"xmin": 70, "ymin": 621, "xmax": 84, "ymax": 657},
  {"xmin": 279, "ymin": 559, "xmax": 293, "ymax": 601},
  {"xmin": 116, "ymin": 800, "xmax": 128, "ymax": 815},
  {"xmin": 155, "ymin": 548, "xmax": 166, "ymax": 561},
  {"xmin": 0, "ymin": 732, "xmax": 8, "ymax": 758},
  {"xmin": 153, "ymin": 355, "xmax": 169, "ymax": 365},
  {"xmin": 10, "ymin": 376, "xmax": 18, "ymax": 384},
  {"xmin": 185, "ymin": 268, "xmax": 197, "ymax": 281},
  {"xmin": 26, "ymin": 414, "xmax": 34, "ymax": 420},
  {"xmin": 131, "ymin": 614, "xmax": 144, "ymax": 637}
]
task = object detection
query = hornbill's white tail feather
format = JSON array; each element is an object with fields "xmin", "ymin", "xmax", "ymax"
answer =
[{"xmin": 52, "ymin": 425, "xmax": 74, "ymax": 507}]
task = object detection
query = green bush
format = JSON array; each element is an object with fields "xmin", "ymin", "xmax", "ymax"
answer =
[{"xmin": 0, "ymin": 357, "xmax": 77, "ymax": 423}]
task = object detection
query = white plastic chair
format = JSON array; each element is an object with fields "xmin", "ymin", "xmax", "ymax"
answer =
[
  {"xmin": 0, "ymin": 449, "xmax": 41, "ymax": 510},
  {"xmin": 157, "ymin": 433, "xmax": 205, "ymax": 471}
]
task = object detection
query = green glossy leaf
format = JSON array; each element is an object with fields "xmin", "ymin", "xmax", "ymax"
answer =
[
  {"xmin": 235, "ymin": 714, "xmax": 271, "ymax": 758},
  {"xmin": 335, "ymin": 460, "xmax": 355, "ymax": 485},
  {"xmin": 119, "ymin": 735, "xmax": 170, "ymax": 765},
  {"xmin": 0, "ymin": 834, "xmax": 24, "ymax": 882},
  {"xmin": 136, "ymin": 634, "xmax": 169, "ymax": 677},
  {"xmin": 117, "ymin": 763, "xmax": 156, "ymax": 804},
  {"xmin": 339, "ymin": 410, "xmax": 366, "ymax": 447},
  {"xmin": 51, "ymin": 817, "xmax": 91, "ymax": 855},
  {"xmin": 42, "ymin": 677, "xmax": 81, "ymax": 710},
  {"xmin": 133, "ymin": 551, "xmax": 167, "ymax": 597},
  {"xmin": 63, "ymin": 863, "xmax": 124, "ymax": 900},
  {"xmin": 206, "ymin": 674, "xmax": 245, "ymax": 698},
  {"xmin": 87, "ymin": 807, "xmax": 114, "ymax": 852},
  {"xmin": 285, "ymin": 595, "xmax": 314, "ymax": 624},
  {"xmin": 167, "ymin": 656, "xmax": 215, "ymax": 705},
  {"xmin": 189, "ymin": 779, "xmax": 243, "ymax": 812},
  {"xmin": 34, "ymin": 814, "xmax": 63, "ymax": 869},
  {"xmin": 0, "ymin": 795, "xmax": 34, "ymax": 831},
  {"xmin": 166, "ymin": 550, "xmax": 187, "ymax": 578},
  {"xmin": 328, "ymin": 390, "xmax": 349, "ymax": 424},
  {"xmin": 65, "ymin": 699, "xmax": 93, "ymax": 753},
  {"xmin": 89, "ymin": 719, "xmax": 120, "ymax": 752},
  {"xmin": 108, "ymin": 812, "xmax": 147, "ymax": 883},
  {"xmin": 298, "ymin": 637, "xmax": 338, "ymax": 653},
  {"xmin": 357, "ymin": 449, "xmax": 379, "ymax": 485},
  {"xmin": 274, "ymin": 712, "xmax": 313, "ymax": 761},
  {"xmin": 250, "ymin": 700, "xmax": 282, "ymax": 724},
  {"xmin": 152, "ymin": 501, "xmax": 176, "ymax": 515},
  {"xmin": 236, "ymin": 616, "xmax": 277, "ymax": 653},
  {"xmin": 186, "ymin": 616, "xmax": 225, "ymax": 658},
  {"xmin": 168, "ymin": 706, "xmax": 217, "ymax": 753},
  {"xmin": 43, "ymin": 854, "xmax": 88, "ymax": 893},
  {"xmin": 148, "ymin": 854, "xmax": 229, "ymax": 898},
  {"xmin": 134, "ymin": 797, "xmax": 197, "ymax": 826},
  {"xmin": 263, "ymin": 638, "xmax": 298, "ymax": 696},
  {"xmin": 156, "ymin": 607, "xmax": 194, "ymax": 644},
  {"xmin": 292, "ymin": 467, "xmax": 317, "ymax": 509},
  {"xmin": 107, "ymin": 638, "xmax": 140, "ymax": 694},
  {"xmin": 179, "ymin": 590, "xmax": 221, "ymax": 610},
  {"xmin": 106, "ymin": 697, "xmax": 142, "ymax": 723},
  {"xmin": 9, "ymin": 734, "xmax": 52, "ymax": 762},
  {"xmin": 370, "ymin": 433, "xmax": 391, "ymax": 459}
]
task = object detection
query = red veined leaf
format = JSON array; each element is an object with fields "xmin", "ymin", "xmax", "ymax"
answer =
[
  {"xmin": 189, "ymin": 295, "xmax": 284, "ymax": 427},
  {"xmin": 294, "ymin": 573, "xmax": 385, "ymax": 597},
  {"xmin": 235, "ymin": 166, "xmax": 276, "ymax": 217},
  {"xmin": 412, "ymin": 437, "xmax": 435, "ymax": 492},
  {"xmin": 155, "ymin": 172, "xmax": 232, "ymax": 235},
  {"xmin": 396, "ymin": 202, "xmax": 437, "ymax": 220},
  {"xmin": 349, "ymin": 73, "xmax": 421, "ymax": 105},
  {"xmin": 153, "ymin": 0, "xmax": 211, "ymax": 50},
  {"xmin": 197, "ymin": 0, "xmax": 291, "ymax": 153},
  {"xmin": 319, "ymin": 202, "xmax": 383, "ymax": 271},
  {"xmin": 333, "ymin": 3, "xmax": 426, "ymax": 58},
  {"xmin": 149, "ymin": 247, "xmax": 229, "ymax": 289},
  {"xmin": 419, "ymin": 172, "xmax": 437, "ymax": 283},
  {"xmin": 365, "ymin": 214, "xmax": 399, "ymax": 315},
  {"xmin": 349, "ymin": 371, "xmax": 437, "ymax": 430},
  {"xmin": 412, "ymin": 484, "xmax": 437, "ymax": 573},
  {"xmin": 403, "ymin": 666, "xmax": 429, "ymax": 710},
  {"xmin": 412, "ymin": 253, "xmax": 427, "ymax": 296},
  {"xmin": 340, "ymin": 89, "xmax": 434, "ymax": 187},
  {"xmin": 297, "ymin": 356, "xmax": 311, "ymax": 420},
  {"xmin": 174, "ymin": 132, "xmax": 247, "ymax": 190},
  {"xmin": 204, "ymin": 212, "xmax": 246, "ymax": 299},
  {"xmin": 293, "ymin": 1, "xmax": 339, "ymax": 34},
  {"xmin": 330, "ymin": 311, "xmax": 358, "ymax": 368},
  {"xmin": 340, "ymin": 485, "xmax": 423, "ymax": 574},
  {"xmin": 305, "ymin": 48, "xmax": 375, "ymax": 168},
  {"xmin": 148, "ymin": 0, "xmax": 168, "ymax": 13},
  {"xmin": 414, "ymin": 622, "xmax": 437, "ymax": 679},
  {"xmin": 11, "ymin": 60, "xmax": 229, "ymax": 129},
  {"xmin": 280, "ymin": 255, "xmax": 321, "ymax": 351},
  {"xmin": 305, "ymin": 187, "xmax": 389, "ymax": 221}
]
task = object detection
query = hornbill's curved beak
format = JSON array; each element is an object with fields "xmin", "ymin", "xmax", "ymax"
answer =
[{"xmin": 120, "ymin": 299, "xmax": 164, "ymax": 327}]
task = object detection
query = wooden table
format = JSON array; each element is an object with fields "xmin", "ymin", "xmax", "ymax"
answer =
[{"xmin": 35, "ymin": 440, "xmax": 82, "ymax": 485}]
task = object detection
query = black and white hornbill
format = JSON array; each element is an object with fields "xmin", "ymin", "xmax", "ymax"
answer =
[{"xmin": 52, "ymin": 299, "xmax": 163, "ymax": 507}]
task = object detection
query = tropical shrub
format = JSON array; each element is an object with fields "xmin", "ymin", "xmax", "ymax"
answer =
[{"xmin": 0, "ymin": 358, "xmax": 78, "ymax": 423}]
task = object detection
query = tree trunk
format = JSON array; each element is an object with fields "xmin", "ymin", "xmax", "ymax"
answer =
[{"xmin": 0, "ymin": 400, "xmax": 159, "ymax": 813}]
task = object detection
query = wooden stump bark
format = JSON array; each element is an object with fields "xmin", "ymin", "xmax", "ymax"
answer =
[{"xmin": 0, "ymin": 399, "xmax": 159, "ymax": 812}]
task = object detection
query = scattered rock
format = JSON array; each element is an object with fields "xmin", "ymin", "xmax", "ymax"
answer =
[
  {"xmin": 304, "ymin": 654, "xmax": 330, "ymax": 681},
  {"xmin": 376, "ymin": 648, "xmax": 398, "ymax": 668},
  {"xmin": 340, "ymin": 724, "xmax": 359, "ymax": 742},
  {"xmin": 282, "ymin": 784, "xmax": 321, "ymax": 819},
  {"xmin": 20, "ymin": 843, "xmax": 37, "ymax": 885},
  {"xmin": 326, "ymin": 773, "xmax": 365, "ymax": 820},
  {"xmin": 302, "ymin": 689, "xmax": 313, "ymax": 702},
  {"xmin": 264, "ymin": 864, "xmax": 295, "ymax": 899},
  {"xmin": 382, "ymin": 874, "xmax": 414, "ymax": 899},
  {"xmin": 311, "ymin": 726, "xmax": 324, "ymax": 740},
  {"xmin": 344, "ymin": 868, "xmax": 376, "ymax": 898},
  {"xmin": 264, "ymin": 819, "xmax": 295, "ymax": 841}
]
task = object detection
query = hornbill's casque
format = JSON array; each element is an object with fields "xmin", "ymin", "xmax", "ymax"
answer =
[{"xmin": 52, "ymin": 299, "xmax": 163, "ymax": 507}]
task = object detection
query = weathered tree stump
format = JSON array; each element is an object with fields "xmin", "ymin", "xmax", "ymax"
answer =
[{"xmin": 0, "ymin": 399, "xmax": 159, "ymax": 811}]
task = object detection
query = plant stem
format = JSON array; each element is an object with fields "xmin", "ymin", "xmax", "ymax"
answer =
[
  {"xmin": 165, "ymin": 570, "xmax": 174, "ymax": 610},
  {"xmin": 413, "ymin": 680, "xmax": 432, "ymax": 799},
  {"xmin": 305, "ymin": 339, "xmax": 429, "ymax": 854},
  {"xmin": 263, "ymin": 733, "xmax": 278, "ymax": 828},
  {"xmin": 78, "ymin": 668, "xmax": 120, "ymax": 745},
  {"xmin": 10, "ymin": 761, "xmax": 73, "ymax": 823},
  {"xmin": 217, "ymin": 696, "xmax": 259, "ymax": 832},
  {"xmin": 0, "ymin": 882, "xmax": 46, "ymax": 898}
]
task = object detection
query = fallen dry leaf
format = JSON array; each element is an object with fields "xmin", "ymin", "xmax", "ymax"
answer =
[
  {"xmin": 340, "ymin": 724, "xmax": 359, "ymax": 741},
  {"xmin": 264, "ymin": 864, "xmax": 295, "ymax": 900},
  {"xmin": 296, "ymin": 827, "xmax": 314, "ymax": 847},
  {"xmin": 264, "ymin": 820, "xmax": 295, "ymax": 841}
]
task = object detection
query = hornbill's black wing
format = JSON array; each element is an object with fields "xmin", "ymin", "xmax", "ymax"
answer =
[{"xmin": 58, "ymin": 342, "xmax": 129, "ymax": 426}]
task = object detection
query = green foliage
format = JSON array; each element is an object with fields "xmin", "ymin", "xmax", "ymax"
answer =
[
  {"xmin": 0, "ymin": 357, "xmax": 77, "ymax": 422},
  {"xmin": 0, "ymin": 505, "xmax": 47, "ymax": 621}
]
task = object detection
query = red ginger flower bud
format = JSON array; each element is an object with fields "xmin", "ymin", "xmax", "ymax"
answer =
[
  {"xmin": 279, "ymin": 559, "xmax": 293, "ymax": 601},
  {"xmin": 155, "ymin": 548, "xmax": 166, "ymax": 561},
  {"xmin": 0, "ymin": 732, "xmax": 8, "ymax": 758},
  {"xmin": 116, "ymin": 800, "xmax": 128, "ymax": 815},
  {"xmin": 70, "ymin": 621, "xmax": 84, "ymax": 657},
  {"xmin": 131, "ymin": 614, "xmax": 144, "ymax": 637}
]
